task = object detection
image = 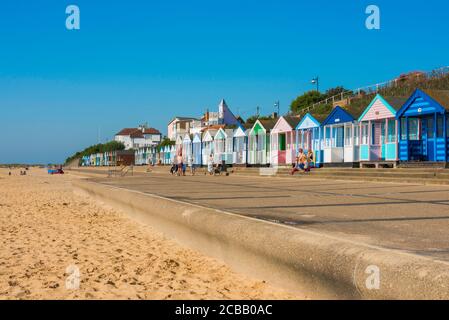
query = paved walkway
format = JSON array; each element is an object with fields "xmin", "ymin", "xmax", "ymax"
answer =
[{"xmin": 88, "ymin": 172, "xmax": 449, "ymax": 262}]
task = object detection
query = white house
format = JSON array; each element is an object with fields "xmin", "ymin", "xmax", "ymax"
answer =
[{"xmin": 115, "ymin": 125, "xmax": 161, "ymax": 150}]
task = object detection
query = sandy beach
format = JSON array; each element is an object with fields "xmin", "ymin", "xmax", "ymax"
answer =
[{"xmin": 0, "ymin": 168, "xmax": 301, "ymax": 300}]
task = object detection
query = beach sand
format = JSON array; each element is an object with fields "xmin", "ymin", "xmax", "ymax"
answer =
[{"xmin": 0, "ymin": 168, "xmax": 303, "ymax": 300}]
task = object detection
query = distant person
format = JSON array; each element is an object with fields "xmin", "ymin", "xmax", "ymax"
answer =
[
  {"xmin": 188, "ymin": 155, "xmax": 196, "ymax": 176},
  {"xmin": 305, "ymin": 150, "xmax": 314, "ymax": 173},
  {"xmin": 170, "ymin": 159, "xmax": 177, "ymax": 175},
  {"xmin": 207, "ymin": 154, "xmax": 214, "ymax": 175},
  {"xmin": 177, "ymin": 154, "xmax": 183, "ymax": 176}
]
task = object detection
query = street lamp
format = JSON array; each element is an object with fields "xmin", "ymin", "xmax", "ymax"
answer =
[
  {"xmin": 274, "ymin": 101, "xmax": 280, "ymax": 116},
  {"xmin": 311, "ymin": 77, "xmax": 319, "ymax": 92}
]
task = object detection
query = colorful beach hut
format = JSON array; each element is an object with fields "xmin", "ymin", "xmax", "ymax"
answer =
[
  {"xmin": 358, "ymin": 94, "xmax": 407, "ymax": 164},
  {"xmin": 182, "ymin": 133, "xmax": 192, "ymax": 163},
  {"xmin": 396, "ymin": 89, "xmax": 449, "ymax": 162},
  {"xmin": 322, "ymin": 106, "xmax": 359, "ymax": 166},
  {"xmin": 270, "ymin": 116, "xmax": 300, "ymax": 165},
  {"xmin": 201, "ymin": 129, "xmax": 218, "ymax": 165},
  {"xmin": 233, "ymin": 126, "xmax": 247, "ymax": 165},
  {"xmin": 248, "ymin": 119, "xmax": 277, "ymax": 166},
  {"xmin": 295, "ymin": 113, "xmax": 324, "ymax": 167},
  {"xmin": 192, "ymin": 133, "xmax": 202, "ymax": 166},
  {"xmin": 164, "ymin": 145, "xmax": 171, "ymax": 164},
  {"xmin": 214, "ymin": 128, "xmax": 234, "ymax": 165}
]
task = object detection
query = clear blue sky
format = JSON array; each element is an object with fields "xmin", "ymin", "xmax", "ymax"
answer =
[{"xmin": 1, "ymin": 0, "xmax": 448, "ymax": 164}]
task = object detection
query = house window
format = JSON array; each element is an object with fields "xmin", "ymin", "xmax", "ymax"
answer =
[
  {"xmin": 409, "ymin": 118, "xmax": 419, "ymax": 141},
  {"xmin": 437, "ymin": 116, "xmax": 444, "ymax": 138},
  {"xmin": 387, "ymin": 119, "xmax": 396, "ymax": 143}
]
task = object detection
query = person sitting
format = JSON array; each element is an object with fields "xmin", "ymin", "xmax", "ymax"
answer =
[{"xmin": 291, "ymin": 149, "xmax": 307, "ymax": 175}]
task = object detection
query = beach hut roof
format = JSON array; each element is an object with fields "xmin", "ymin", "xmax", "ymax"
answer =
[
  {"xmin": 396, "ymin": 89, "xmax": 449, "ymax": 118},
  {"xmin": 272, "ymin": 116, "xmax": 300, "ymax": 133},
  {"xmin": 249, "ymin": 118, "xmax": 278, "ymax": 135},
  {"xmin": 183, "ymin": 133, "xmax": 192, "ymax": 142},
  {"xmin": 296, "ymin": 113, "xmax": 321, "ymax": 130},
  {"xmin": 258, "ymin": 119, "xmax": 278, "ymax": 130},
  {"xmin": 234, "ymin": 126, "xmax": 247, "ymax": 137},
  {"xmin": 214, "ymin": 128, "xmax": 228, "ymax": 140},
  {"xmin": 193, "ymin": 133, "xmax": 202, "ymax": 143},
  {"xmin": 176, "ymin": 135, "xmax": 184, "ymax": 145},
  {"xmin": 203, "ymin": 129, "xmax": 217, "ymax": 142},
  {"xmin": 322, "ymin": 106, "xmax": 356, "ymax": 126},
  {"xmin": 358, "ymin": 94, "xmax": 409, "ymax": 121}
]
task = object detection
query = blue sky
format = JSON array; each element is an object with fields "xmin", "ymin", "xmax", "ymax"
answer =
[{"xmin": 0, "ymin": 0, "xmax": 448, "ymax": 163}]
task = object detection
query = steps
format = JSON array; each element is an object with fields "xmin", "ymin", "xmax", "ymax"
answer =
[{"xmin": 230, "ymin": 166, "xmax": 449, "ymax": 185}]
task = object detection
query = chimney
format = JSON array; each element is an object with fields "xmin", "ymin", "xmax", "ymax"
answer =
[{"xmin": 272, "ymin": 112, "xmax": 278, "ymax": 119}]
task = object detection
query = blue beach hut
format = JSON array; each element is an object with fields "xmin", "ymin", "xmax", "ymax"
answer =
[
  {"xmin": 322, "ymin": 106, "xmax": 359, "ymax": 166},
  {"xmin": 396, "ymin": 89, "xmax": 449, "ymax": 162},
  {"xmin": 192, "ymin": 133, "xmax": 202, "ymax": 166},
  {"xmin": 295, "ymin": 113, "xmax": 324, "ymax": 167}
]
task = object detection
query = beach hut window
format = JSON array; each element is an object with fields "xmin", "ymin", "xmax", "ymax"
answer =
[
  {"xmin": 437, "ymin": 116, "xmax": 444, "ymax": 138},
  {"xmin": 345, "ymin": 126, "xmax": 352, "ymax": 146},
  {"xmin": 335, "ymin": 127, "xmax": 344, "ymax": 148},
  {"xmin": 408, "ymin": 118, "xmax": 419, "ymax": 141},
  {"xmin": 257, "ymin": 134, "xmax": 264, "ymax": 151},
  {"xmin": 387, "ymin": 119, "xmax": 396, "ymax": 143},
  {"xmin": 380, "ymin": 122, "xmax": 386, "ymax": 144},
  {"xmin": 354, "ymin": 126, "xmax": 360, "ymax": 146},
  {"xmin": 427, "ymin": 118, "xmax": 435, "ymax": 139},
  {"xmin": 401, "ymin": 118, "xmax": 407, "ymax": 140},
  {"xmin": 325, "ymin": 127, "xmax": 331, "ymax": 147},
  {"xmin": 361, "ymin": 123, "xmax": 369, "ymax": 145},
  {"xmin": 447, "ymin": 116, "xmax": 449, "ymax": 138}
]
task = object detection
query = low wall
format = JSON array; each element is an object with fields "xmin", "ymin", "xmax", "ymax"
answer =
[{"xmin": 73, "ymin": 179, "xmax": 449, "ymax": 300}]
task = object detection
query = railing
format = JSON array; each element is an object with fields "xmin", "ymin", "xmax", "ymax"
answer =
[{"xmin": 298, "ymin": 66, "xmax": 449, "ymax": 116}]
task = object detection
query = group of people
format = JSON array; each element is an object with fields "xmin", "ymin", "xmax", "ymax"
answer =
[
  {"xmin": 170, "ymin": 154, "xmax": 197, "ymax": 176},
  {"xmin": 170, "ymin": 153, "xmax": 228, "ymax": 176},
  {"xmin": 291, "ymin": 149, "xmax": 314, "ymax": 175},
  {"xmin": 169, "ymin": 148, "xmax": 313, "ymax": 176}
]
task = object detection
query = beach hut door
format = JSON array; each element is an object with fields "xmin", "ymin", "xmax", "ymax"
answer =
[{"xmin": 421, "ymin": 117, "xmax": 435, "ymax": 161}]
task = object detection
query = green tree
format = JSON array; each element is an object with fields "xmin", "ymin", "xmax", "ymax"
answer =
[
  {"xmin": 290, "ymin": 90, "xmax": 323, "ymax": 114},
  {"xmin": 65, "ymin": 141, "xmax": 125, "ymax": 165}
]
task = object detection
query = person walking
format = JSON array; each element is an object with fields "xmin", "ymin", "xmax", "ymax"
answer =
[
  {"xmin": 207, "ymin": 154, "xmax": 214, "ymax": 175},
  {"xmin": 177, "ymin": 153, "xmax": 183, "ymax": 176}
]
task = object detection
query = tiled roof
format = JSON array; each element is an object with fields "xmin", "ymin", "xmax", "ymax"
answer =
[
  {"xmin": 116, "ymin": 127, "xmax": 161, "ymax": 137},
  {"xmin": 283, "ymin": 116, "xmax": 301, "ymax": 128},
  {"xmin": 425, "ymin": 90, "xmax": 449, "ymax": 110},
  {"xmin": 258, "ymin": 119, "xmax": 279, "ymax": 130},
  {"xmin": 383, "ymin": 96, "xmax": 409, "ymax": 111}
]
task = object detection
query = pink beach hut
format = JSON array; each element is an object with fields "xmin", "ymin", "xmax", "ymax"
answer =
[{"xmin": 270, "ymin": 116, "xmax": 301, "ymax": 165}]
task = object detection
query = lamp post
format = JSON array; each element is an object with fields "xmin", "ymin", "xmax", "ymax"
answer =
[
  {"xmin": 311, "ymin": 77, "xmax": 319, "ymax": 92},
  {"xmin": 274, "ymin": 101, "xmax": 280, "ymax": 116}
]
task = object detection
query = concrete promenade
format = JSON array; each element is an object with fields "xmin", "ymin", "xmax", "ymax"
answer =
[{"xmin": 84, "ymin": 170, "xmax": 449, "ymax": 262}]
